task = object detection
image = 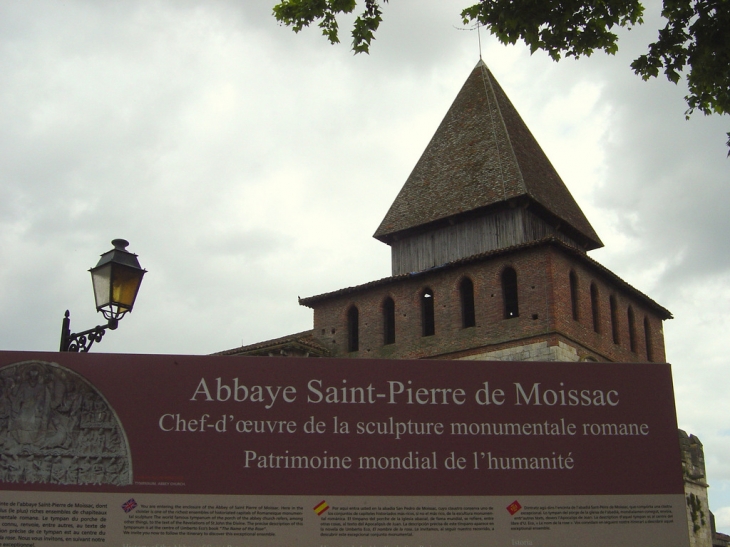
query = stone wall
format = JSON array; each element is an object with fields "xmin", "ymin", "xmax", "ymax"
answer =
[
  {"xmin": 680, "ymin": 431, "xmax": 712, "ymax": 547},
  {"xmin": 457, "ymin": 339, "xmax": 580, "ymax": 362}
]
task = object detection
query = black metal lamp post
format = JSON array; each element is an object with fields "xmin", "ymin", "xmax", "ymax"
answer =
[{"xmin": 60, "ymin": 239, "xmax": 146, "ymax": 352}]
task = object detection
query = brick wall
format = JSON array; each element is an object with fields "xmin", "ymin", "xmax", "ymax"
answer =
[
  {"xmin": 548, "ymin": 249, "xmax": 667, "ymax": 363},
  {"xmin": 308, "ymin": 244, "xmax": 668, "ymax": 363}
]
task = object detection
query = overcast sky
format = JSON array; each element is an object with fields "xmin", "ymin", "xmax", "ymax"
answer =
[{"xmin": 1, "ymin": 0, "xmax": 728, "ymax": 526}]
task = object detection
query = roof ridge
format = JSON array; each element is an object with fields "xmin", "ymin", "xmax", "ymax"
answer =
[{"xmin": 477, "ymin": 61, "xmax": 525, "ymax": 201}]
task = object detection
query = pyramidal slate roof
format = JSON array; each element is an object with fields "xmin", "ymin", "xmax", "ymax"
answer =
[{"xmin": 374, "ymin": 60, "xmax": 602, "ymax": 250}]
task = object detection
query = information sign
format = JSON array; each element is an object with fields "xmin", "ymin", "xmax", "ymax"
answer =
[{"xmin": 0, "ymin": 351, "xmax": 690, "ymax": 546}]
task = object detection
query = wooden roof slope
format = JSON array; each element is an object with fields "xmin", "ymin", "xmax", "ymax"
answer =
[{"xmin": 373, "ymin": 60, "xmax": 603, "ymax": 251}]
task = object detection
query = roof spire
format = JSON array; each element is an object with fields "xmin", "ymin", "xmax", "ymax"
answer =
[{"xmin": 374, "ymin": 62, "xmax": 602, "ymax": 253}]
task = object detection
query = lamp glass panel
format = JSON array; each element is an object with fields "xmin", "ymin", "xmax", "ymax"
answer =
[
  {"xmin": 91, "ymin": 264, "xmax": 112, "ymax": 309},
  {"xmin": 110, "ymin": 265, "xmax": 143, "ymax": 310}
]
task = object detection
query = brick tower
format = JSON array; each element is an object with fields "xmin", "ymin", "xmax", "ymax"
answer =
[
  {"xmin": 218, "ymin": 60, "xmax": 711, "ymax": 546},
  {"xmin": 288, "ymin": 60, "xmax": 671, "ymax": 364}
]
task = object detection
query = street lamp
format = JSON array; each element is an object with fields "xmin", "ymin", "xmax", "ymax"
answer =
[{"xmin": 60, "ymin": 239, "xmax": 146, "ymax": 352}]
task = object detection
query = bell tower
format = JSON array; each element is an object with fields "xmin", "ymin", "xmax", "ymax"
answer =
[
  {"xmin": 298, "ymin": 60, "xmax": 670, "ymax": 365},
  {"xmin": 220, "ymin": 59, "xmax": 710, "ymax": 546},
  {"xmin": 375, "ymin": 60, "xmax": 601, "ymax": 276}
]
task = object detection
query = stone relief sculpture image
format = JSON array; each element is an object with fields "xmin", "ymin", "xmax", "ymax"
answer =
[{"xmin": 0, "ymin": 360, "xmax": 131, "ymax": 486}]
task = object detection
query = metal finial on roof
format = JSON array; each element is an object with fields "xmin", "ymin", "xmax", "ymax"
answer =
[
  {"xmin": 478, "ymin": 23, "xmax": 483, "ymax": 60},
  {"xmin": 451, "ymin": 22, "xmax": 484, "ymax": 59}
]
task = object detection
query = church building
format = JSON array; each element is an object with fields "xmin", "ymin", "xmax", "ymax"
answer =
[{"xmin": 217, "ymin": 60, "xmax": 713, "ymax": 546}]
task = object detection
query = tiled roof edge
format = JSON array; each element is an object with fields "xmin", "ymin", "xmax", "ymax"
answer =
[{"xmin": 213, "ymin": 330, "xmax": 328, "ymax": 356}]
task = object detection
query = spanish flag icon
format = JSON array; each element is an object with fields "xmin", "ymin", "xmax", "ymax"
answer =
[
  {"xmin": 313, "ymin": 500, "xmax": 330, "ymax": 516},
  {"xmin": 507, "ymin": 500, "xmax": 522, "ymax": 515}
]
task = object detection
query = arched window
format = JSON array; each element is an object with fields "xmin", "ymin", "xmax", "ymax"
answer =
[
  {"xmin": 347, "ymin": 306, "xmax": 359, "ymax": 352},
  {"xmin": 459, "ymin": 277, "xmax": 476, "ymax": 328},
  {"xmin": 610, "ymin": 295, "xmax": 619, "ymax": 345},
  {"xmin": 628, "ymin": 306, "xmax": 637, "ymax": 353},
  {"xmin": 644, "ymin": 316, "xmax": 653, "ymax": 362},
  {"xmin": 569, "ymin": 271, "xmax": 579, "ymax": 321},
  {"xmin": 502, "ymin": 267, "xmax": 519, "ymax": 318},
  {"xmin": 383, "ymin": 297, "xmax": 395, "ymax": 345},
  {"xmin": 421, "ymin": 288, "xmax": 435, "ymax": 337},
  {"xmin": 590, "ymin": 283, "xmax": 600, "ymax": 333}
]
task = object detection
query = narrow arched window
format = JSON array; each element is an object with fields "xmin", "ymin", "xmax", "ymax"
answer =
[
  {"xmin": 590, "ymin": 283, "xmax": 600, "ymax": 333},
  {"xmin": 644, "ymin": 316, "xmax": 653, "ymax": 362},
  {"xmin": 610, "ymin": 295, "xmax": 619, "ymax": 345},
  {"xmin": 421, "ymin": 288, "xmax": 435, "ymax": 337},
  {"xmin": 502, "ymin": 267, "xmax": 519, "ymax": 318},
  {"xmin": 628, "ymin": 306, "xmax": 637, "ymax": 353},
  {"xmin": 347, "ymin": 306, "xmax": 359, "ymax": 352},
  {"xmin": 569, "ymin": 271, "xmax": 579, "ymax": 321},
  {"xmin": 383, "ymin": 297, "xmax": 395, "ymax": 345},
  {"xmin": 459, "ymin": 277, "xmax": 476, "ymax": 328}
]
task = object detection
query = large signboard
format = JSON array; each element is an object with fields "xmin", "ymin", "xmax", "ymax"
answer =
[{"xmin": 0, "ymin": 351, "xmax": 689, "ymax": 546}]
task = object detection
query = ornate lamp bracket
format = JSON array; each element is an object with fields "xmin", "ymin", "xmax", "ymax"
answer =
[{"xmin": 59, "ymin": 310, "xmax": 118, "ymax": 353}]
